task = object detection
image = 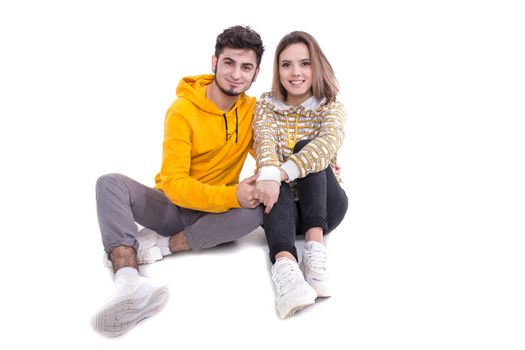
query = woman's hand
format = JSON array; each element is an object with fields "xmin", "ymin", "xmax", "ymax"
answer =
[
  {"xmin": 334, "ymin": 162, "xmax": 342, "ymax": 177},
  {"xmin": 254, "ymin": 180, "xmax": 280, "ymax": 214}
]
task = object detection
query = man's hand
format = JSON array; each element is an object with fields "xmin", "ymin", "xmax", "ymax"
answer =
[
  {"xmin": 236, "ymin": 173, "xmax": 259, "ymax": 208},
  {"xmin": 254, "ymin": 180, "xmax": 280, "ymax": 214}
]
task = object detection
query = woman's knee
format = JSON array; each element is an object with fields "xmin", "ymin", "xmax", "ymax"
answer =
[
  {"xmin": 278, "ymin": 182, "xmax": 294, "ymax": 198},
  {"xmin": 293, "ymin": 139, "xmax": 311, "ymax": 153},
  {"xmin": 327, "ymin": 194, "xmax": 348, "ymax": 232}
]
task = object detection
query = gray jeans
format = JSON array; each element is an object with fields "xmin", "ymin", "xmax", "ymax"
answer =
[{"xmin": 96, "ymin": 173, "xmax": 263, "ymax": 255}]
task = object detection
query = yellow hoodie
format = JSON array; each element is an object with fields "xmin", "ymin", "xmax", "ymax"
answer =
[{"xmin": 154, "ymin": 74, "xmax": 255, "ymax": 213}]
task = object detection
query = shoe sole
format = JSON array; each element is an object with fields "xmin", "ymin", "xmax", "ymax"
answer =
[
  {"xmin": 92, "ymin": 285, "xmax": 169, "ymax": 337},
  {"xmin": 277, "ymin": 286, "xmax": 317, "ymax": 319},
  {"xmin": 313, "ymin": 286, "xmax": 332, "ymax": 298},
  {"xmin": 279, "ymin": 298, "xmax": 316, "ymax": 319}
]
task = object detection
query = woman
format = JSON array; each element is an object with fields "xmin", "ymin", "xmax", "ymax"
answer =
[{"xmin": 253, "ymin": 31, "xmax": 348, "ymax": 319}]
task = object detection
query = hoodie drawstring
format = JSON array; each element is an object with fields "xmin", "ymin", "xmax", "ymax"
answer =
[
  {"xmin": 235, "ymin": 108, "xmax": 238, "ymax": 143},
  {"xmin": 223, "ymin": 109, "xmax": 239, "ymax": 143},
  {"xmin": 222, "ymin": 114, "xmax": 228, "ymax": 142}
]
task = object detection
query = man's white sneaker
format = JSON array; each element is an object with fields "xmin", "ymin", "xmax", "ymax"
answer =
[
  {"xmin": 271, "ymin": 257, "xmax": 317, "ymax": 319},
  {"xmin": 92, "ymin": 275, "xmax": 169, "ymax": 337},
  {"xmin": 300, "ymin": 241, "xmax": 332, "ymax": 297},
  {"xmin": 102, "ymin": 228, "xmax": 165, "ymax": 267},
  {"xmin": 136, "ymin": 228, "xmax": 165, "ymax": 264}
]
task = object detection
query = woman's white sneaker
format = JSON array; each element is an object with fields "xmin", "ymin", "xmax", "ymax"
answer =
[
  {"xmin": 271, "ymin": 257, "xmax": 317, "ymax": 319},
  {"xmin": 300, "ymin": 241, "xmax": 332, "ymax": 297}
]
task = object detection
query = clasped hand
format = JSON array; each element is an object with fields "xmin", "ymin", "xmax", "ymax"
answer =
[
  {"xmin": 253, "ymin": 180, "xmax": 280, "ymax": 214},
  {"xmin": 236, "ymin": 173, "xmax": 281, "ymax": 214},
  {"xmin": 237, "ymin": 171, "xmax": 288, "ymax": 214}
]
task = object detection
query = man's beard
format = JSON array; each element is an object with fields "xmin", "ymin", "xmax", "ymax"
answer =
[
  {"xmin": 215, "ymin": 77, "xmax": 240, "ymax": 97},
  {"xmin": 214, "ymin": 67, "xmax": 253, "ymax": 97}
]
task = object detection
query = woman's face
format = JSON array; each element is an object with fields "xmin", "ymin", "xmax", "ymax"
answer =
[{"xmin": 278, "ymin": 42, "xmax": 313, "ymax": 106}]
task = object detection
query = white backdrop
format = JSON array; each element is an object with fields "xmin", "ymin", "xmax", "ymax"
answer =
[{"xmin": 1, "ymin": 0, "xmax": 524, "ymax": 349}]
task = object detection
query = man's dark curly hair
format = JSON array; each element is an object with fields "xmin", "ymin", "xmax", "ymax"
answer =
[{"xmin": 215, "ymin": 25, "xmax": 264, "ymax": 66}]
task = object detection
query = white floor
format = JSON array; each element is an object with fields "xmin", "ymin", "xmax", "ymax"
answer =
[{"xmin": 10, "ymin": 174, "xmax": 525, "ymax": 349}]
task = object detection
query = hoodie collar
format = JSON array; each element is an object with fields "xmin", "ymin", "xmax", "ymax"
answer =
[
  {"xmin": 270, "ymin": 94, "xmax": 325, "ymax": 113},
  {"xmin": 177, "ymin": 74, "xmax": 246, "ymax": 115}
]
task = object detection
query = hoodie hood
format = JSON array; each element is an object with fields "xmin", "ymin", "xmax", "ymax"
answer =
[
  {"xmin": 260, "ymin": 91, "xmax": 326, "ymax": 114},
  {"xmin": 176, "ymin": 74, "xmax": 247, "ymax": 115}
]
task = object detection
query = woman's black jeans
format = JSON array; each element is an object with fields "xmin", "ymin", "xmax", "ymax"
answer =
[{"xmin": 263, "ymin": 140, "xmax": 348, "ymax": 263}]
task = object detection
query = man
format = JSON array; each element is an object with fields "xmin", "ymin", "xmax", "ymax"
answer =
[{"xmin": 92, "ymin": 25, "xmax": 264, "ymax": 337}]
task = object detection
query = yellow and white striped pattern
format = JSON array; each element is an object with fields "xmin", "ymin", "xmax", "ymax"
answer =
[{"xmin": 253, "ymin": 92, "xmax": 346, "ymax": 179}]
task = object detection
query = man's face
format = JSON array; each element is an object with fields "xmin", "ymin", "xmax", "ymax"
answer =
[{"xmin": 212, "ymin": 48, "xmax": 259, "ymax": 96}]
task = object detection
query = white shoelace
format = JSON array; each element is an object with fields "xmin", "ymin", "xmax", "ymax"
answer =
[
  {"xmin": 304, "ymin": 248, "xmax": 327, "ymax": 273},
  {"xmin": 272, "ymin": 259, "xmax": 301, "ymax": 297}
]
